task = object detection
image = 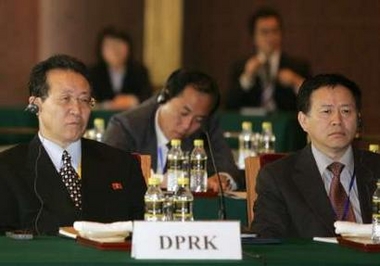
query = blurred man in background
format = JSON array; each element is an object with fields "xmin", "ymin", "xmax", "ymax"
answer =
[{"xmin": 227, "ymin": 7, "xmax": 311, "ymax": 112}]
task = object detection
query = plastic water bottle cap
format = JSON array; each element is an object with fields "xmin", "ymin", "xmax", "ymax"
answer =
[
  {"xmin": 262, "ymin": 121, "xmax": 272, "ymax": 131},
  {"xmin": 171, "ymin": 139, "xmax": 181, "ymax": 147},
  {"xmin": 148, "ymin": 177, "xmax": 161, "ymax": 186},
  {"xmin": 193, "ymin": 139, "xmax": 204, "ymax": 147},
  {"xmin": 242, "ymin": 121, "xmax": 252, "ymax": 131},
  {"xmin": 94, "ymin": 118, "xmax": 105, "ymax": 129},
  {"xmin": 369, "ymin": 144, "xmax": 379, "ymax": 153},
  {"xmin": 177, "ymin": 177, "xmax": 189, "ymax": 185}
]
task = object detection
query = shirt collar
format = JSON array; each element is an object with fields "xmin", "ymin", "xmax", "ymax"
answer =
[
  {"xmin": 311, "ymin": 144, "xmax": 354, "ymax": 176},
  {"xmin": 38, "ymin": 132, "xmax": 82, "ymax": 172},
  {"xmin": 154, "ymin": 107, "xmax": 169, "ymax": 147}
]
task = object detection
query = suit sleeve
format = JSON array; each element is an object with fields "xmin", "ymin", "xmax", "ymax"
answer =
[
  {"xmin": 225, "ymin": 59, "xmax": 261, "ymax": 110},
  {"xmin": 206, "ymin": 115, "xmax": 243, "ymax": 188},
  {"xmin": 104, "ymin": 115, "xmax": 136, "ymax": 152},
  {"xmin": 226, "ymin": 60, "xmax": 246, "ymax": 110},
  {"xmin": 0, "ymin": 162, "xmax": 20, "ymax": 234},
  {"xmin": 251, "ymin": 166, "xmax": 291, "ymax": 238}
]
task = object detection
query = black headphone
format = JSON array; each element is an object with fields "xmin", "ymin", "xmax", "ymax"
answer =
[
  {"xmin": 156, "ymin": 69, "xmax": 181, "ymax": 104},
  {"xmin": 157, "ymin": 88, "xmax": 170, "ymax": 104},
  {"xmin": 156, "ymin": 69, "xmax": 221, "ymax": 115},
  {"xmin": 25, "ymin": 98, "xmax": 39, "ymax": 114}
]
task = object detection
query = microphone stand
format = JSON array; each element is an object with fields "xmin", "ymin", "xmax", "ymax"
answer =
[{"xmin": 203, "ymin": 129, "xmax": 227, "ymax": 220}]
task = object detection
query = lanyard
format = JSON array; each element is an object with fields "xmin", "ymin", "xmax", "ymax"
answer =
[
  {"xmin": 157, "ymin": 146, "xmax": 165, "ymax": 174},
  {"xmin": 339, "ymin": 169, "xmax": 356, "ymax": 220}
]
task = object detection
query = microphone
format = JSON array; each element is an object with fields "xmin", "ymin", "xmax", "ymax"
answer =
[{"xmin": 201, "ymin": 122, "xmax": 227, "ymax": 220}]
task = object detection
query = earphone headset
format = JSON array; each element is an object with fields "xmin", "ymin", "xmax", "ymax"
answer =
[
  {"xmin": 157, "ymin": 88, "xmax": 170, "ymax": 104},
  {"xmin": 25, "ymin": 102, "xmax": 39, "ymax": 114},
  {"xmin": 156, "ymin": 69, "xmax": 221, "ymax": 115},
  {"xmin": 24, "ymin": 96, "xmax": 39, "ymax": 115},
  {"xmin": 156, "ymin": 69, "xmax": 181, "ymax": 105}
]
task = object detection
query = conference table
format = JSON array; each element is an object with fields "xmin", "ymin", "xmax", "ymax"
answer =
[
  {"xmin": 1, "ymin": 235, "xmax": 379, "ymax": 265},
  {"xmin": 194, "ymin": 193, "xmax": 247, "ymax": 226}
]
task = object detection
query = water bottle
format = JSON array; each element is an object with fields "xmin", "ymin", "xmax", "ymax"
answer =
[
  {"xmin": 259, "ymin": 121, "xmax": 276, "ymax": 154},
  {"xmin": 372, "ymin": 180, "xmax": 380, "ymax": 243},
  {"xmin": 369, "ymin": 144, "xmax": 380, "ymax": 153},
  {"xmin": 238, "ymin": 121, "xmax": 257, "ymax": 169},
  {"xmin": 190, "ymin": 139, "xmax": 208, "ymax": 192},
  {"xmin": 173, "ymin": 177, "xmax": 194, "ymax": 221},
  {"xmin": 144, "ymin": 177, "xmax": 165, "ymax": 221},
  {"xmin": 166, "ymin": 139, "xmax": 184, "ymax": 192},
  {"xmin": 93, "ymin": 118, "xmax": 105, "ymax": 142}
]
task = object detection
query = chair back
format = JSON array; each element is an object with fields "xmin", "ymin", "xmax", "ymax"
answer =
[
  {"xmin": 132, "ymin": 153, "xmax": 151, "ymax": 185},
  {"xmin": 244, "ymin": 153, "xmax": 286, "ymax": 226}
]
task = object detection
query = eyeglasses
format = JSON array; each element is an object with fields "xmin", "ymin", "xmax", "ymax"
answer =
[{"xmin": 54, "ymin": 95, "xmax": 96, "ymax": 108}]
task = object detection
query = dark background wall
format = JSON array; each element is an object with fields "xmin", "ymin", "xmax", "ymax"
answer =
[
  {"xmin": 0, "ymin": 0, "xmax": 144, "ymax": 106},
  {"xmin": 183, "ymin": 0, "xmax": 380, "ymax": 135},
  {"xmin": 0, "ymin": 0, "xmax": 38, "ymax": 106},
  {"xmin": 39, "ymin": 0, "xmax": 144, "ymax": 64},
  {"xmin": 0, "ymin": 0, "xmax": 379, "ymax": 135}
]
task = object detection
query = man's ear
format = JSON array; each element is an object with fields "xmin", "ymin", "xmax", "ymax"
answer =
[
  {"xmin": 297, "ymin": 111, "xmax": 308, "ymax": 133},
  {"xmin": 33, "ymin": 97, "xmax": 43, "ymax": 114}
]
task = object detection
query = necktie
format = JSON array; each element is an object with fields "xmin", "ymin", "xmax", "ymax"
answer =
[
  {"xmin": 163, "ymin": 142, "xmax": 171, "ymax": 174},
  {"xmin": 60, "ymin": 150, "xmax": 82, "ymax": 210},
  {"xmin": 263, "ymin": 60, "xmax": 272, "ymax": 86},
  {"xmin": 157, "ymin": 142, "xmax": 171, "ymax": 174},
  {"xmin": 327, "ymin": 162, "xmax": 355, "ymax": 222},
  {"xmin": 261, "ymin": 60, "xmax": 275, "ymax": 111}
]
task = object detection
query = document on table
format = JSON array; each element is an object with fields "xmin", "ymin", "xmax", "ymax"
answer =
[{"xmin": 313, "ymin": 237, "xmax": 338, "ymax": 244}]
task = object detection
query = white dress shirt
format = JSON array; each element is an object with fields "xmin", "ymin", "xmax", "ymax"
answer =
[
  {"xmin": 38, "ymin": 132, "xmax": 81, "ymax": 176},
  {"xmin": 311, "ymin": 144, "xmax": 362, "ymax": 222}
]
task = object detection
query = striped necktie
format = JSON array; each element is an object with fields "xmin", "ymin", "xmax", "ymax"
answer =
[{"xmin": 327, "ymin": 162, "xmax": 355, "ymax": 221}]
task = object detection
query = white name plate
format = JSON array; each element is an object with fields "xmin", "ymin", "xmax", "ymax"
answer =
[{"xmin": 131, "ymin": 221, "xmax": 242, "ymax": 260}]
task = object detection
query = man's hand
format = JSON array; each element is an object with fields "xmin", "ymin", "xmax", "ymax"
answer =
[
  {"xmin": 242, "ymin": 54, "xmax": 265, "ymax": 78},
  {"xmin": 101, "ymin": 94, "xmax": 139, "ymax": 110},
  {"xmin": 277, "ymin": 68, "xmax": 305, "ymax": 93},
  {"xmin": 112, "ymin": 94, "xmax": 139, "ymax": 109},
  {"xmin": 207, "ymin": 174, "xmax": 231, "ymax": 192}
]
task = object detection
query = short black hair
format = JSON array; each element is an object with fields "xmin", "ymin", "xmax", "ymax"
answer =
[
  {"xmin": 28, "ymin": 54, "xmax": 91, "ymax": 98},
  {"xmin": 248, "ymin": 7, "xmax": 283, "ymax": 36},
  {"xmin": 95, "ymin": 26, "xmax": 133, "ymax": 63},
  {"xmin": 159, "ymin": 69, "xmax": 220, "ymax": 114},
  {"xmin": 297, "ymin": 73, "xmax": 362, "ymax": 114}
]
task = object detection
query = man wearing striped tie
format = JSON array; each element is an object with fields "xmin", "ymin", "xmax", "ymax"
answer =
[
  {"xmin": 0, "ymin": 55, "xmax": 146, "ymax": 235},
  {"xmin": 252, "ymin": 74, "xmax": 380, "ymax": 238}
]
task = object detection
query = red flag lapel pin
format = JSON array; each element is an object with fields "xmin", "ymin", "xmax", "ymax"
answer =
[{"xmin": 111, "ymin": 182, "xmax": 123, "ymax": 190}]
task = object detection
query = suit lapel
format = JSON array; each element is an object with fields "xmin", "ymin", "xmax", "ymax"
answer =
[
  {"xmin": 292, "ymin": 145, "xmax": 336, "ymax": 234},
  {"xmin": 354, "ymin": 149, "xmax": 377, "ymax": 223},
  {"xmin": 142, "ymin": 121, "xmax": 158, "ymax": 171},
  {"xmin": 28, "ymin": 137, "xmax": 79, "ymax": 221}
]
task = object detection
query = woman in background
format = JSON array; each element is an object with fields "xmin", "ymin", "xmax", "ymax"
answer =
[{"xmin": 90, "ymin": 26, "xmax": 152, "ymax": 109}]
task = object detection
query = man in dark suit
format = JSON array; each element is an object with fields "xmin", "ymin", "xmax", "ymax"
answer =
[
  {"xmin": 252, "ymin": 74, "xmax": 380, "ymax": 238},
  {"xmin": 226, "ymin": 7, "xmax": 310, "ymax": 111},
  {"xmin": 0, "ymin": 55, "xmax": 146, "ymax": 235},
  {"xmin": 104, "ymin": 69, "xmax": 242, "ymax": 192}
]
